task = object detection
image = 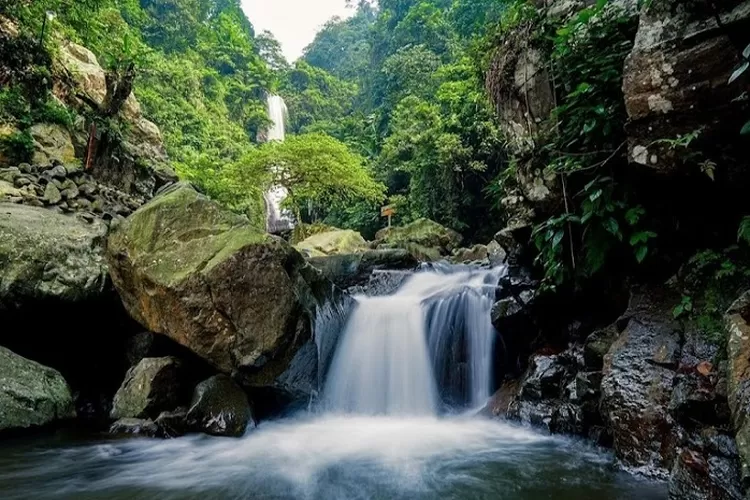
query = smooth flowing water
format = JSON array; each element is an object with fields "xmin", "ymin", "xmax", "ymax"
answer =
[
  {"xmin": 263, "ymin": 94, "xmax": 293, "ymax": 233},
  {"xmin": 0, "ymin": 265, "xmax": 667, "ymax": 499}
]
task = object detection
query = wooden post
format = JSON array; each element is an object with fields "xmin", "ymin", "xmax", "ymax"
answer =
[{"xmin": 84, "ymin": 122, "xmax": 97, "ymax": 171}]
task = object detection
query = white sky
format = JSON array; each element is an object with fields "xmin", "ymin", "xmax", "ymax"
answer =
[{"xmin": 242, "ymin": 0, "xmax": 354, "ymax": 62}]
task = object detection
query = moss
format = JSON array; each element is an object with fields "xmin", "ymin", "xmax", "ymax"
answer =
[
  {"xmin": 114, "ymin": 185, "xmax": 269, "ymax": 286},
  {"xmin": 294, "ymin": 229, "xmax": 368, "ymax": 257},
  {"xmin": 375, "ymin": 218, "xmax": 462, "ymax": 255}
]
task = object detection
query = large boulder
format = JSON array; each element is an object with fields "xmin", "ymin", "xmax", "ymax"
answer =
[
  {"xmin": 29, "ymin": 123, "xmax": 76, "ymax": 167},
  {"xmin": 0, "ymin": 203, "xmax": 108, "ymax": 308},
  {"xmin": 294, "ymin": 229, "xmax": 368, "ymax": 257},
  {"xmin": 623, "ymin": 1, "xmax": 750, "ymax": 175},
  {"xmin": 186, "ymin": 375, "xmax": 254, "ymax": 437},
  {"xmin": 600, "ymin": 286, "xmax": 682, "ymax": 478},
  {"xmin": 0, "ymin": 346, "xmax": 75, "ymax": 432},
  {"xmin": 110, "ymin": 357, "xmax": 183, "ymax": 420},
  {"xmin": 106, "ymin": 184, "xmax": 337, "ymax": 382},
  {"xmin": 375, "ymin": 218, "xmax": 462, "ymax": 258},
  {"xmin": 726, "ymin": 290, "xmax": 750, "ymax": 484}
]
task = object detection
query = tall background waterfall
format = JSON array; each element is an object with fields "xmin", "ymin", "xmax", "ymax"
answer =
[
  {"xmin": 325, "ymin": 264, "xmax": 506, "ymax": 415},
  {"xmin": 264, "ymin": 95, "xmax": 294, "ymax": 233}
]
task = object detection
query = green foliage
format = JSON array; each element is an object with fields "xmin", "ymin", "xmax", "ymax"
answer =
[
  {"xmin": 6, "ymin": 0, "xmax": 273, "ymax": 211},
  {"xmin": 283, "ymin": 0, "xmax": 505, "ymax": 239},
  {"xmin": 505, "ymin": 0, "xmax": 649, "ymax": 289},
  {"xmin": 228, "ymin": 133, "xmax": 386, "ymax": 220},
  {"xmin": 673, "ymin": 295, "xmax": 693, "ymax": 319},
  {"xmin": 674, "ymin": 246, "xmax": 750, "ymax": 345},
  {"xmin": 0, "ymin": 130, "xmax": 34, "ymax": 165}
]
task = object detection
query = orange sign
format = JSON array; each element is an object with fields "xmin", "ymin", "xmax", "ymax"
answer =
[{"xmin": 381, "ymin": 205, "xmax": 395, "ymax": 217}]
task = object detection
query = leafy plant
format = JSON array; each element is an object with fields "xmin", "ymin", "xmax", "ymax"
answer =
[{"xmin": 673, "ymin": 295, "xmax": 693, "ymax": 319}]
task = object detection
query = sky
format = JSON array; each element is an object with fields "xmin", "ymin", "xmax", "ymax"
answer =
[{"xmin": 242, "ymin": 0, "xmax": 354, "ymax": 62}]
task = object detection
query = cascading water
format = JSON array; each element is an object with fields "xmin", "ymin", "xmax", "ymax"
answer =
[
  {"xmin": 325, "ymin": 263, "xmax": 506, "ymax": 415},
  {"xmin": 0, "ymin": 262, "xmax": 668, "ymax": 500},
  {"xmin": 264, "ymin": 95, "xmax": 294, "ymax": 233}
]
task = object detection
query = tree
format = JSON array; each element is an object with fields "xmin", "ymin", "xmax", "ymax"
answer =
[{"xmin": 228, "ymin": 133, "xmax": 386, "ymax": 222}]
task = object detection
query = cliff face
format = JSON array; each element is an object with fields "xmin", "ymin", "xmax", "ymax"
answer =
[
  {"xmin": 485, "ymin": 1, "xmax": 750, "ymax": 497},
  {"xmin": 0, "ymin": 17, "xmax": 176, "ymax": 208}
]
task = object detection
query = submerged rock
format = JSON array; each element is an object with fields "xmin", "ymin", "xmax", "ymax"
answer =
[
  {"xmin": 0, "ymin": 346, "xmax": 75, "ymax": 432},
  {"xmin": 109, "ymin": 418, "xmax": 159, "ymax": 437},
  {"xmin": 110, "ymin": 357, "xmax": 183, "ymax": 420},
  {"xmin": 186, "ymin": 375, "xmax": 255, "ymax": 437},
  {"xmin": 106, "ymin": 184, "xmax": 338, "ymax": 382},
  {"xmin": 154, "ymin": 407, "xmax": 188, "ymax": 438}
]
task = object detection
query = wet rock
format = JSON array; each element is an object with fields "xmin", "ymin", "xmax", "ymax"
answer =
[
  {"xmin": 519, "ymin": 354, "xmax": 569, "ymax": 400},
  {"xmin": 584, "ymin": 323, "xmax": 620, "ymax": 369},
  {"xmin": 668, "ymin": 441, "xmax": 743, "ymax": 500},
  {"xmin": 0, "ymin": 346, "xmax": 75, "ymax": 432},
  {"xmin": 491, "ymin": 297, "xmax": 523, "ymax": 323},
  {"xmin": 308, "ymin": 249, "xmax": 417, "ymax": 291},
  {"xmin": 486, "ymin": 240, "xmax": 508, "ymax": 267},
  {"xmin": 726, "ymin": 290, "xmax": 750, "ymax": 484},
  {"xmin": 600, "ymin": 285, "xmax": 682, "ymax": 478},
  {"xmin": 154, "ymin": 408, "xmax": 188, "ymax": 438},
  {"xmin": 109, "ymin": 418, "xmax": 159, "ymax": 437},
  {"xmin": 110, "ymin": 357, "xmax": 183, "ymax": 420},
  {"xmin": 186, "ymin": 375, "xmax": 255, "ymax": 437},
  {"xmin": 486, "ymin": 379, "xmax": 521, "ymax": 417}
]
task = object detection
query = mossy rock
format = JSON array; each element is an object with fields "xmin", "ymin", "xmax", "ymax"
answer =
[
  {"xmin": 290, "ymin": 222, "xmax": 338, "ymax": 245},
  {"xmin": 294, "ymin": 229, "xmax": 368, "ymax": 257},
  {"xmin": 375, "ymin": 218, "xmax": 462, "ymax": 258},
  {"xmin": 0, "ymin": 203, "xmax": 108, "ymax": 307},
  {"xmin": 107, "ymin": 184, "xmax": 338, "ymax": 382},
  {"xmin": 0, "ymin": 346, "xmax": 75, "ymax": 432}
]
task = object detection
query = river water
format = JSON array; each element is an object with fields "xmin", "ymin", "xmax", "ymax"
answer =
[
  {"xmin": 0, "ymin": 265, "xmax": 667, "ymax": 499},
  {"xmin": 0, "ymin": 416, "xmax": 666, "ymax": 500}
]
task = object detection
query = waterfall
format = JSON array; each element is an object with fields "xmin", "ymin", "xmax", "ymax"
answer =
[
  {"xmin": 264, "ymin": 95, "xmax": 294, "ymax": 233},
  {"xmin": 266, "ymin": 95, "xmax": 287, "ymax": 142},
  {"xmin": 324, "ymin": 264, "xmax": 505, "ymax": 415}
]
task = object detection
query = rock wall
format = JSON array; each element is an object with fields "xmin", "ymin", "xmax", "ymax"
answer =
[
  {"xmin": 490, "ymin": 283, "xmax": 744, "ymax": 498},
  {"xmin": 623, "ymin": 1, "xmax": 750, "ymax": 175}
]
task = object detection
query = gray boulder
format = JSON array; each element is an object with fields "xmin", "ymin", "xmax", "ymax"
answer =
[
  {"xmin": 0, "ymin": 203, "xmax": 108, "ymax": 308},
  {"xmin": 0, "ymin": 346, "xmax": 75, "ymax": 431},
  {"xmin": 186, "ymin": 375, "xmax": 254, "ymax": 437},
  {"xmin": 110, "ymin": 357, "xmax": 182, "ymax": 420}
]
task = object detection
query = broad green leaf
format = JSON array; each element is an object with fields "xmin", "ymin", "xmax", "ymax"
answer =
[
  {"xmin": 729, "ymin": 61, "xmax": 749, "ymax": 84},
  {"xmin": 635, "ymin": 245, "xmax": 648, "ymax": 263},
  {"xmin": 553, "ymin": 230, "xmax": 564, "ymax": 249}
]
